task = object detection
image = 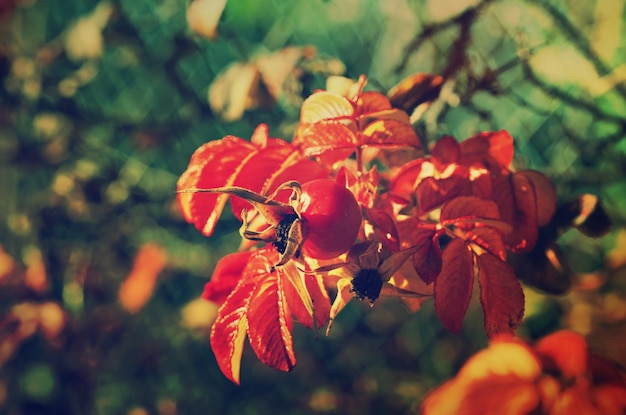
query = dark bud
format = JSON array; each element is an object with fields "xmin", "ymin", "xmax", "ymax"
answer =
[{"xmin": 351, "ymin": 268, "xmax": 383, "ymax": 303}]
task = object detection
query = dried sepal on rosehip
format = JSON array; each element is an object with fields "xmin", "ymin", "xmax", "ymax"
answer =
[
  {"xmin": 318, "ymin": 241, "xmax": 427, "ymax": 304},
  {"xmin": 313, "ymin": 240, "xmax": 430, "ymax": 334},
  {"xmin": 178, "ymin": 179, "xmax": 362, "ymax": 266}
]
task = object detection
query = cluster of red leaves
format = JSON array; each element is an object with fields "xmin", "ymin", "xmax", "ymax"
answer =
[
  {"xmin": 177, "ymin": 75, "xmax": 558, "ymax": 383},
  {"xmin": 390, "ymin": 132, "xmax": 557, "ymax": 335},
  {"xmin": 421, "ymin": 330, "xmax": 626, "ymax": 415}
]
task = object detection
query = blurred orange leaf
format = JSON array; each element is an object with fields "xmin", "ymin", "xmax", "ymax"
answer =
[
  {"xmin": 118, "ymin": 243, "xmax": 168, "ymax": 314},
  {"xmin": 422, "ymin": 331, "xmax": 626, "ymax": 415}
]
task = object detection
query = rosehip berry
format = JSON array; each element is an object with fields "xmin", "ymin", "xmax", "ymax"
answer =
[{"xmin": 297, "ymin": 179, "xmax": 362, "ymax": 260}]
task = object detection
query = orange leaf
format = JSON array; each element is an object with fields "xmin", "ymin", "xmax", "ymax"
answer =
[
  {"xmin": 0, "ymin": 245, "xmax": 15, "ymax": 280},
  {"xmin": 23, "ymin": 246, "xmax": 47, "ymax": 293},
  {"xmin": 210, "ymin": 248, "xmax": 276, "ymax": 384},
  {"xmin": 423, "ymin": 378, "xmax": 539, "ymax": 415},
  {"xmin": 549, "ymin": 386, "xmax": 600, "ymax": 415},
  {"xmin": 118, "ymin": 243, "xmax": 168, "ymax": 314},
  {"xmin": 283, "ymin": 267, "xmax": 331, "ymax": 331},
  {"xmin": 458, "ymin": 338, "xmax": 542, "ymax": 381},
  {"xmin": 210, "ymin": 274, "xmax": 257, "ymax": 384},
  {"xmin": 295, "ymin": 80, "xmax": 420, "ymax": 163},
  {"xmin": 422, "ymin": 340, "xmax": 542, "ymax": 415},
  {"xmin": 459, "ymin": 130, "xmax": 514, "ymax": 174},
  {"xmin": 534, "ymin": 330, "xmax": 588, "ymax": 379},
  {"xmin": 246, "ymin": 264, "xmax": 296, "ymax": 373}
]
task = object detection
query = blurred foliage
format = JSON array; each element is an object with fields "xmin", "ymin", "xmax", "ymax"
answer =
[{"xmin": 1, "ymin": 0, "xmax": 626, "ymax": 414}]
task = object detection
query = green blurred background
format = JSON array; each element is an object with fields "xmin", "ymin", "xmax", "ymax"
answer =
[{"xmin": 1, "ymin": 0, "xmax": 626, "ymax": 414}]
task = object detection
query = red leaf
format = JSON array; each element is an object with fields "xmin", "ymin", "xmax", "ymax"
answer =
[
  {"xmin": 247, "ymin": 264, "xmax": 296, "ymax": 373},
  {"xmin": 413, "ymin": 230, "xmax": 442, "ymax": 284},
  {"xmin": 475, "ymin": 253, "xmax": 524, "ymax": 337},
  {"xmin": 361, "ymin": 119, "xmax": 421, "ymax": 148},
  {"xmin": 459, "ymin": 130, "xmax": 514, "ymax": 174},
  {"xmin": 467, "ymin": 228, "xmax": 507, "ymax": 261},
  {"xmin": 177, "ymin": 136, "xmax": 255, "ymax": 235},
  {"xmin": 389, "ymin": 158, "xmax": 426, "ymax": 201},
  {"xmin": 397, "ymin": 218, "xmax": 441, "ymax": 283},
  {"xmin": 364, "ymin": 208, "xmax": 400, "ymax": 252},
  {"xmin": 267, "ymin": 159, "xmax": 330, "ymax": 204},
  {"xmin": 355, "ymin": 91, "xmax": 392, "ymax": 115},
  {"xmin": 440, "ymin": 196, "xmax": 501, "ymax": 224},
  {"xmin": 431, "ymin": 135, "xmax": 460, "ymax": 171},
  {"xmin": 202, "ymin": 250, "xmax": 254, "ymax": 304},
  {"xmin": 434, "ymin": 239, "xmax": 474, "ymax": 333},
  {"xmin": 416, "ymin": 173, "xmax": 471, "ymax": 213},
  {"xmin": 228, "ymin": 136, "xmax": 297, "ymax": 219},
  {"xmin": 177, "ymin": 125, "xmax": 311, "ymax": 236},
  {"xmin": 209, "ymin": 248, "xmax": 296, "ymax": 384},
  {"xmin": 210, "ymin": 258, "xmax": 261, "ymax": 384},
  {"xmin": 493, "ymin": 173, "xmax": 539, "ymax": 252},
  {"xmin": 469, "ymin": 171, "xmax": 493, "ymax": 199},
  {"xmin": 516, "ymin": 170, "xmax": 556, "ymax": 227},
  {"xmin": 293, "ymin": 122, "xmax": 357, "ymax": 160}
]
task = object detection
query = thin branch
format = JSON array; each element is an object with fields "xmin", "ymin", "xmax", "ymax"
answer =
[
  {"xmin": 394, "ymin": 0, "xmax": 494, "ymax": 75},
  {"xmin": 525, "ymin": 0, "xmax": 626, "ymax": 100},
  {"xmin": 520, "ymin": 59, "xmax": 626, "ymax": 125}
]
